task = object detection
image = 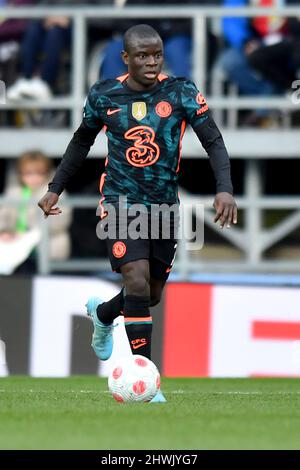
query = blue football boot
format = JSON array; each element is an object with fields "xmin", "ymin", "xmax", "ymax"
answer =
[
  {"xmin": 150, "ymin": 390, "xmax": 167, "ymax": 403},
  {"xmin": 86, "ymin": 297, "xmax": 114, "ymax": 361}
]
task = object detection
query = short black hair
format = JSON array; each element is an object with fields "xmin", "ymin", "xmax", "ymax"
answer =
[{"xmin": 123, "ymin": 24, "xmax": 162, "ymax": 52}]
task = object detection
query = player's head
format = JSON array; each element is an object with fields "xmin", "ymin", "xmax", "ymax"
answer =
[
  {"xmin": 122, "ymin": 24, "xmax": 164, "ymax": 89},
  {"xmin": 17, "ymin": 150, "xmax": 53, "ymax": 189}
]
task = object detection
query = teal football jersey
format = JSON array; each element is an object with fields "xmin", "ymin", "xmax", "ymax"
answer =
[{"xmin": 83, "ymin": 74, "xmax": 209, "ymax": 208}]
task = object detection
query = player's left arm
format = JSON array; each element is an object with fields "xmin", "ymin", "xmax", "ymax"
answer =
[
  {"xmin": 181, "ymin": 80, "xmax": 238, "ymax": 228},
  {"xmin": 194, "ymin": 116, "xmax": 237, "ymax": 229}
]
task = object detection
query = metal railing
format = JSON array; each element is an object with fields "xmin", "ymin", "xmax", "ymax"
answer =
[
  {"xmin": 1, "ymin": 5, "xmax": 300, "ymax": 130},
  {"xmin": 0, "ymin": 6, "xmax": 299, "ymax": 156},
  {"xmin": 2, "ymin": 186, "xmax": 300, "ymax": 276},
  {"xmin": 1, "ymin": 6, "xmax": 300, "ymax": 275}
]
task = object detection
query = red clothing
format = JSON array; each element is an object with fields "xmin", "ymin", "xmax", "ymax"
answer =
[{"xmin": 252, "ymin": 0, "xmax": 287, "ymax": 37}]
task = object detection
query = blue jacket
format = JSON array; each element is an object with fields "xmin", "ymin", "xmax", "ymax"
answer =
[{"xmin": 223, "ymin": 0, "xmax": 253, "ymax": 49}]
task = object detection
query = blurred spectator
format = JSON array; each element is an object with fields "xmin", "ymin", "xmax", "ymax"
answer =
[
  {"xmin": 0, "ymin": 151, "xmax": 71, "ymax": 274},
  {"xmin": 0, "ymin": 0, "xmax": 35, "ymax": 86},
  {"xmin": 7, "ymin": 0, "xmax": 77, "ymax": 100},
  {"xmin": 247, "ymin": 0, "xmax": 300, "ymax": 91},
  {"xmin": 215, "ymin": 0, "xmax": 278, "ymax": 127},
  {"xmin": 99, "ymin": 0, "xmax": 210, "ymax": 80}
]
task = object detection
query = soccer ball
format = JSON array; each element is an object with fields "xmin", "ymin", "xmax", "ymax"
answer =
[{"xmin": 108, "ymin": 355, "xmax": 160, "ymax": 403}]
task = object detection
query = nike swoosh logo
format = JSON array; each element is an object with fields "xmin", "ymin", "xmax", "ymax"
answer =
[
  {"xmin": 107, "ymin": 108, "xmax": 121, "ymax": 115},
  {"xmin": 132, "ymin": 343, "xmax": 147, "ymax": 350}
]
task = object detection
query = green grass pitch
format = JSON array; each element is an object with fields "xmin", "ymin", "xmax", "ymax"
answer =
[{"xmin": 1, "ymin": 377, "xmax": 300, "ymax": 449}]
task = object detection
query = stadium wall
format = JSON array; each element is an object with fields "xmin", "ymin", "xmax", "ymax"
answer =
[{"xmin": 1, "ymin": 276, "xmax": 300, "ymax": 378}]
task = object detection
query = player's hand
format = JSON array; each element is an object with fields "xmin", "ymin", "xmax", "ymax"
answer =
[
  {"xmin": 213, "ymin": 192, "xmax": 238, "ymax": 229},
  {"xmin": 38, "ymin": 191, "xmax": 61, "ymax": 218}
]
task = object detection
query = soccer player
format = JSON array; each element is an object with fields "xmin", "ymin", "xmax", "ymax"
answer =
[{"xmin": 38, "ymin": 24, "xmax": 237, "ymax": 402}]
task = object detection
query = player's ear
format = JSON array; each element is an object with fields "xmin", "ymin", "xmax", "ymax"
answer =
[{"xmin": 121, "ymin": 50, "xmax": 129, "ymax": 66}]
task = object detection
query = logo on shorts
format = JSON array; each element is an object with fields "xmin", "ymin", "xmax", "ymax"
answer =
[
  {"xmin": 112, "ymin": 241, "xmax": 127, "ymax": 258},
  {"xmin": 155, "ymin": 101, "xmax": 172, "ymax": 118}
]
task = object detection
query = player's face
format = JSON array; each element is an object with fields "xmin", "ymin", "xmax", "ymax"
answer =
[{"xmin": 122, "ymin": 37, "xmax": 164, "ymax": 90}]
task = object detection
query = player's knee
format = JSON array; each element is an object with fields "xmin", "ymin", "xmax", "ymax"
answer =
[
  {"xmin": 126, "ymin": 276, "xmax": 149, "ymax": 296},
  {"xmin": 122, "ymin": 263, "xmax": 150, "ymax": 296}
]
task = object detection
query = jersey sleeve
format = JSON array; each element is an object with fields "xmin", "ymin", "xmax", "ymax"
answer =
[
  {"xmin": 181, "ymin": 80, "xmax": 233, "ymax": 195},
  {"xmin": 180, "ymin": 80, "xmax": 209, "ymax": 129},
  {"xmin": 48, "ymin": 82, "xmax": 104, "ymax": 195},
  {"xmin": 83, "ymin": 82, "xmax": 104, "ymax": 130}
]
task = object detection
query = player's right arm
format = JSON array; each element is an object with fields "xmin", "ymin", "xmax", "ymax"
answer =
[
  {"xmin": 180, "ymin": 79, "xmax": 237, "ymax": 229},
  {"xmin": 38, "ymin": 84, "xmax": 104, "ymax": 217}
]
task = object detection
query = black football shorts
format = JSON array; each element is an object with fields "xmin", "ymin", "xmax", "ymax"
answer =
[{"xmin": 100, "ymin": 208, "xmax": 178, "ymax": 280}]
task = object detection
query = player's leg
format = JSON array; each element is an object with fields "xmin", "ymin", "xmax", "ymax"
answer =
[
  {"xmin": 147, "ymin": 276, "xmax": 168, "ymax": 403},
  {"xmin": 120, "ymin": 259, "xmax": 152, "ymax": 360},
  {"xmin": 86, "ymin": 287, "xmax": 125, "ymax": 360},
  {"xmin": 94, "ymin": 250, "xmax": 164, "ymax": 327},
  {"xmin": 122, "ymin": 261, "xmax": 167, "ymax": 405},
  {"xmin": 95, "ymin": 288, "xmax": 125, "ymax": 325},
  {"xmin": 86, "ymin": 296, "xmax": 117, "ymax": 361},
  {"xmin": 86, "ymin": 223, "xmax": 127, "ymax": 360},
  {"xmin": 89, "ymin": 237, "xmax": 150, "ymax": 327},
  {"xmin": 87, "ymin": 269, "xmax": 165, "ymax": 344},
  {"xmin": 146, "ymin": 250, "xmax": 177, "ymax": 404},
  {"xmin": 87, "ymin": 230, "xmax": 150, "ymax": 360}
]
